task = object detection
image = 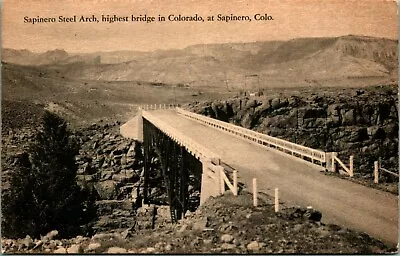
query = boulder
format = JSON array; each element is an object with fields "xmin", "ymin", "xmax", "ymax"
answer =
[
  {"xmin": 95, "ymin": 200, "xmax": 134, "ymax": 215},
  {"xmin": 254, "ymin": 103, "xmax": 270, "ymax": 116},
  {"xmin": 211, "ymin": 102, "xmax": 231, "ymax": 121},
  {"xmin": 346, "ymin": 127, "xmax": 369, "ymax": 143},
  {"xmin": 270, "ymin": 98, "xmax": 281, "ymax": 109},
  {"xmin": 247, "ymin": 241, "xmax": 261, "ymax": 251},
  {"xmin": 245, "ymin": 99, "xmax": 258, "ymax": 110},
  {"xmin": 240, "ymin": 112, "xmax": 254, "ymax": 129},
  {"xmin": 302, "ymin": 107, "xmax": 326, "ymax": 119},
  {"xmin": 230, "ymin": 98, "xmax": 242, "ymax": 113},
  {"xmin": 86, "ymin": 242, "xmax": 101, "ymax": 252},
  {"xmin": 221, "ymin": 234, "xmax": 234, "ymax": 243},
  {"xmin": 192, "ymin": 216, "xmax": 209, "ymax": 231},
  {"xmin": 21, "ymin": 235, "xmax": 34, "ymax": 249},
  {"xmin": 106, "ymin": 247, "xmax": 127, "ymax": 254},
  {"xmin": 367, "ymin": 126, "xmax": 386, "ymax": 139},
  {"xmin": 126, "ymin": 143, "xmax": 137, "ymax": 157},
  {"xmin": 67, "ymin": 244, "xmax": 83, "ymax": 254},
  {"xmin": 307, "ymin": 209, "xmax": 322, "ymax": 222},
  {"xmin": 42, "ymin": 230, "xmax": 58, "ymax": 242},
  {"xmin": 145, "ymin": 247, "xmax": 156, "ymax": 253},
  {"xmin": 112, "ymin": 169, "xmax": 138, "ymax": 183},
  {"xmin": 341, "ymin": 109, "xmax": 355, "ymax": 126},
  {"xmin": 327, "ymin": 104, "xmax": 341, "ymax": 117},
  {"xmin": 382, "ymin": 124, "xmax": 398, "ymax": 137},
  {"xmin": 112, "ymin": 141, "xmax": 131, "ymax": 156},
  {"xmin": 221, "ymin": 243, "xmax": 236, "ymax": 250},
  {"xmin": 94, "ymin": 180, "xmax": 119, "ymax": 200},
  {"xmin": 288, "ymin": 96, "xmax": 303, "ymax": 107},
  {"xmin": 53, "ymin": 247, "xmax": 67, "ymax": 254}
]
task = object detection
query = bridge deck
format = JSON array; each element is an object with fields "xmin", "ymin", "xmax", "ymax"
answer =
[{"xmin": 141, "ymin": 109, "xmax": 398, "ymax": 246}]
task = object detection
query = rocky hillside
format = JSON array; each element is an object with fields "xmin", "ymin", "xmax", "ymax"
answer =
[
  {"xmin": 185, "ymin": 85, "xmax": 399, "ymax": 187},
  {"xmin": 2, "ymin": 117, "xmax": 175, "ymax": 237},
  {"xmin": 2, "ymin": 193, "xmax": 395, "ymax": 254},
  {"xmin": 246, "ymin": 36, "xmax": 398, "ymax": 74}
]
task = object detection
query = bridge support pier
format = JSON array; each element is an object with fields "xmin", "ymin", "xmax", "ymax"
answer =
[
  {"xmin": 200, "ymin": 161, "xmax": 222, "ymax": 205},
  {"xmin": 143, "ymin": 118, "xmax": 203, "ymax": 222}
]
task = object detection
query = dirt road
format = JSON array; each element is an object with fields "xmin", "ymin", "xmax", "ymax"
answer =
[{"xmin": 128, "ymin": 109, "xmax": 398, "ymax": 246}]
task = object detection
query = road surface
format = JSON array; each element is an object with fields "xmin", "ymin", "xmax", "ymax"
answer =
[{"xmin": 125, "ymin": 109, "xmax": 398, "ymax": 247}]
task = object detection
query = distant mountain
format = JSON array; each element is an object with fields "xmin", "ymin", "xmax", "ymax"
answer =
[
  {"xmin": 2, "ymin": 49, "xmax": 101, "ymax": 65},
  {"xmin": 2, "ymin": 35, "xmax": 398, "ymax": 88},
  {"xmin": 246, "ymin": 35, "xmax": 398, "ymax": 73}
]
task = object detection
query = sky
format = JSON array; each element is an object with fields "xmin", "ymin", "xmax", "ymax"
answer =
[{"xmin": 2, "ymin": 0, "xmax": 398, "ymax": 53}]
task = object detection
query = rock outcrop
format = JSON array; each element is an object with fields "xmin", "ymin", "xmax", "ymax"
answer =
[
  {"xmin": 73, "ymin": 122, "xmax": 144, "ymax": 201},
  {"xmin": 186, "ymin": 86, "xmax": 398, "ymax": 183}
]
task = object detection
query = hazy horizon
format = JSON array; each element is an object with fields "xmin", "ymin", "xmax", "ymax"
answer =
[
  {"xmin": 3, "ymin": 34, "xmax": 398, "ymax": 55},
  {"xmin": 2, "ymin": 0, "xmax": 398, "ymax": 53}
]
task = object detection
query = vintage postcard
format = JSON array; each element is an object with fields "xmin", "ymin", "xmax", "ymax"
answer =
[{"xmin": 1, "ymin": 0, "xmax": 398, "ymax": 254}]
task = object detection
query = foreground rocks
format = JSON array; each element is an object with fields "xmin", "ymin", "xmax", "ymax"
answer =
[{"xmin": 2, "ymin": 193, "xmax": 394, "ymax": 254}]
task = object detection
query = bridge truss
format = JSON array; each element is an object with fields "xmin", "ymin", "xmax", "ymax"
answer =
[{"xmin": 143, "ymin": 118, "xmax": 202, "ymax": 222}]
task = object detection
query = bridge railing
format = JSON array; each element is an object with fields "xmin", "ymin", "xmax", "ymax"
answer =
[
  {"xmin": 176, "ymin": 107, "xmax": 326, "ymax": 166},
  {"xmin": 330, "ymin": 153, "xmax": 354, "ymax": 177},
  {"xmin": 202, "ymin": 161, "xmax": 238, "ymax": 197},
  {"xmin": 373, "ymin": 160, "xmax": 399, "ymax": 183},
  {"xmin": 140, "ymin": 104, "xmax": 179, "ymax": 110},
  {"xmin": 142, "ymin": 109, "xmax": 219, "ymax": 162}
]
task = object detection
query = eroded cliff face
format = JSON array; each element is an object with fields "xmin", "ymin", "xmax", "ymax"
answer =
[{"xmin": 186, "ymin": 86, "xmax": 398, "ymax": 181}]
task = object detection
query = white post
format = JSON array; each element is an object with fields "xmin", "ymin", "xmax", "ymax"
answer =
[
  {"xmin": 349, "ymin": 155, "xmax": 354, "ymax": 177},
  {"xmin": 374, "ymin": 161, "xmax": 379, "ymax": 184},
  {"xmin": 233, "ymin": 170, "xmax": 238, "ymax": 196},
  {"xmin": 332, "ymin": 152, "xmax": 337, "ymax": 172},
  {"xmin": 252, "ymin": 178, "xmax": 257, "ymax": 207},
  {"xmin": 159, "ymin": 104, "xmax": 161, "ymax": 109},
  {"xmin": 274, "ymin": 188, "xmax": 279, "ymax": 212},
  {"xmin": 220, "ymin": 168, "xmax": 225, "ymax": 194}
]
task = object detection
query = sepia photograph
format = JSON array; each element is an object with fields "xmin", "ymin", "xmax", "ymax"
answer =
[{"xmin": 1, "ymin": 0, "xmax": 399, "ymax": 254}]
